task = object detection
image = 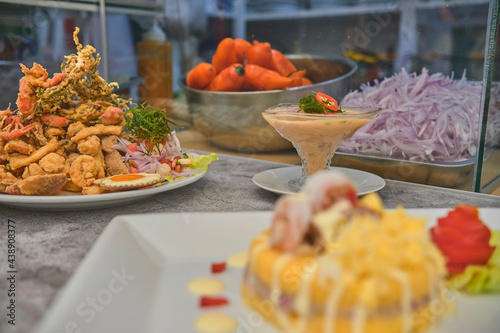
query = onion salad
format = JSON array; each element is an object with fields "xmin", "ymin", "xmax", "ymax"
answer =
[
  {"xmin": 339, "ymin": 68, "xmax": 500, "ymax": 162},
  {"xmin": 114, "ymin": 131, "xmax": 217, "ymax": 182}
]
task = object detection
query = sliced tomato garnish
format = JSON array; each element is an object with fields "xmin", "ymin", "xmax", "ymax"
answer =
[
  {"xmin": 199, "ymin": 296, "xmax": 229, "ymax": 308},
  {"xmin": 315, "ymin": 92, "xmax": 338, "ymax": 112},
  {"xmin": 211, "ymin": 262, "xmax": 227, "ymax": 274}
]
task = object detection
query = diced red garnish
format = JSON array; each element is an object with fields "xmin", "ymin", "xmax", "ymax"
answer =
[
  {"xmin": 211, "ymin": 262, "xmax": 227, "ymax": 274},
  {"xmin": 127, "ymin": 143, "xmax": 138, "ymax": 152},
  {"xmin": 128, "ymin": 160, "xmax": 139, "ymax": 173},
  {"xmin": 199, "ymin": 296, "xmax": 229, "ymax": 308}
]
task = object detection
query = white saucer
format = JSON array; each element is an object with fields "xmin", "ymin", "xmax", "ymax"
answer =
[{"xmin": 253, "ymin": 166, "xmax": 386, "ymax": 195}]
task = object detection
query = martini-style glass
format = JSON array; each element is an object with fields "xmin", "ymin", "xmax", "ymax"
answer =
[{"xmin": 263, "ymin": 103, "xmax": 381, "ymax": 192}]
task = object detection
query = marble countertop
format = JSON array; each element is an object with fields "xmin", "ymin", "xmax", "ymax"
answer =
[{"xmin": 0, "ymin": 153, "xmax": 499, "ymax": 333}]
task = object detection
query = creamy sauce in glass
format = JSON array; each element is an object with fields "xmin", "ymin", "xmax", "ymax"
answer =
[{"xmin": 263, "ymin": 105, "xmax": 379, "ymax": 177}]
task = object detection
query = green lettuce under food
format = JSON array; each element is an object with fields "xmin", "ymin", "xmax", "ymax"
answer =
[
  {"xmin": 190, "ymin": 153, "xmax": 219, "ymax": 172},
  {"xmin": 447, "ymin": 231, "xmax": 500, "ymax": 293},
  {"xmin": 163, "ymin": 153, "xmax": 218, "ymax": 183}
]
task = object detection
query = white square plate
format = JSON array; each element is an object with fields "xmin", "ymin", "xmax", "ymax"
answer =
[{"xmin": 35, "ymin": 209, "xmax": 500, "ymax": 333}]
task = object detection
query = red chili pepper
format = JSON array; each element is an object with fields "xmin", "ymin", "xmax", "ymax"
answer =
[
  {"xmin": 186, "ymin": 62, "xmax": 216, "ymax": 90},
  {"xmin": 205, "ymin": 63, "xmax": 246, "ymax": 92},
  {"xmin": 287, "ymin": 69, "xmax": 307, "ymax": 88},
  {"xmin": 211, "ymin": 37, "xmax": 238, "ymax": 73},
  {"xmin": 199, "ymin": 296, "xmax": 229, "ymax": 308},
  {"xmin": 244, "ymin": 64, "xmax": 294, "ymax": 90},
  {"xmin": 211, "ymin": 262, "xmax": 227, "ymax": 274},
  {"xmin": 301, "ymin": 76, "xmax": 313, "ymax": 86},
  {"xmin": 246, "ymin": 41, "xmax": 273, "ymax": 69},
  {"xmin": 270, "ymin": 49, "xmax": 297, "ymax": 76},
  {"xmin": 315, "ymin": 92, "xmax": 339, "ymax": 111},
  {"xmin": 234, "ymin": 38, "xmax": 253, "ymax": 64}
]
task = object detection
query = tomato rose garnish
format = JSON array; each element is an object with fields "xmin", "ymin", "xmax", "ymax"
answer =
[{"xmin": 431, "ymin": 205, "xmax": 496, "ymax": 273}]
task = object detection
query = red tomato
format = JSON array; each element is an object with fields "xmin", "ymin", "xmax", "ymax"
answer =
[
  {"xmin": 430, "ymin": 205, "xmax": 496, "ymax": 273},
  {"xmin": 315, "ymin": 92, "xmax": 339, "ymax": 111}
]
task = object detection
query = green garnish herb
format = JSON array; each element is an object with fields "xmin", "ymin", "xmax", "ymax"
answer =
[
  {"xmin": 124, "ymin": 103, "xmax": 181, "ymax": 155},
  {"xmin": 298, "ymin": 92, "xmax": 343, "ymax": 114}
]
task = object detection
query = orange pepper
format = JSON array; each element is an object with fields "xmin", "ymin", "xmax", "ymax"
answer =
[
  {"xmin": 186, "ymin": 62, "xmax": 216, "ymax": 90},
  {"xmin": 234, "ymin": 38, "xmax": 252, "ymax": 64},
  {"xmin": 211, "ymin": 37, "xmax": 238, "ymax": 74},
  {"xmin": 205, "ymin": 63, "xmax": 246, "ymax": 92},
  {"xmin": 244, "ymin": 64, "xmax": 294, "ymax": 90},
  {"xmin": 246, "ymin": 40, "xmax": 273, "ymax": 69},
  {"xmin": 301, "ymin": 76, "xmax": 313, "ymax": 86},
  {"xmin": 287, "ymin": 69, "xmax": 307, "ymax": 88},
  {"xmin": 270, "ymin": 49, "xmax": 298, "ymax": 76}
]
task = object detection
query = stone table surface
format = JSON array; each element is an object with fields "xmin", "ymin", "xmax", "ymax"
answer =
[{"xmin": 0, "ymin": 153, "xmax": 499, "ymax": 333}]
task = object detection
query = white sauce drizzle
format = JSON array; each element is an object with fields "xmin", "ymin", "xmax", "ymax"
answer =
[
  {"xmin": 293, "ymin": 262, "xmax": 317, "ymax": 332},
  {"xmin": 322, "ymin": 272, "xmax": 345, "ymax": 333},
  {"xmin": 390, "ymin": 269, "xmax": 412, "ymax": 333},
  {"xmin": 351, "ymin": 303, "xmax": 366, "ymax": 333}
]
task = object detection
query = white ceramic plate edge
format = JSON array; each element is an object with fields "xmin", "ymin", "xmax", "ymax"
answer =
[{"xmin": 0, "ymin": 170, "xmax": 207, "ymax": 210}]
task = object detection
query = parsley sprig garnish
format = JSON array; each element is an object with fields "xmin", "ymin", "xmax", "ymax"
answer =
[{"xmin": 124, "ymin": 103, "xmax": 181, "ymax": 155}]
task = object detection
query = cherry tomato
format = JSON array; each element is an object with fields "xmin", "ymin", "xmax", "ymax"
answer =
[{"xmin": 315, "ymin": 92, "xmax": 338, "ymax": 111}]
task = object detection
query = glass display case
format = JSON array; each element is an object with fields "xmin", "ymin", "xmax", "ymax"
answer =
[
  {"xmin": 199, "ymin": 0, "xmax": 499, "ymax": 194},
  {"xmin": 0, "ymin": 0, "xmax": 498, "ymax": 194}
]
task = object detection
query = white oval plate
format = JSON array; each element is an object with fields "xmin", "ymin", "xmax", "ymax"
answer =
[
  {"xmin": 0, "ymin": 170, "xmax": 207, "ymax": 211},
  {"xmin": 253, "ymin": 166, "xmax": 385, "ymax": 195}
]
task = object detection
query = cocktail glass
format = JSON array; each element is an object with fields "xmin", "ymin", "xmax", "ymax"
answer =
[{"xmin": 262, "ymin": 103, "xmax": 381, "ymax": 192}]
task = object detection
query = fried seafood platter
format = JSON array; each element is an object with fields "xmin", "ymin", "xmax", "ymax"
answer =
[{"xmin": 0, "ymin": 27, "xmax": 216, "ymax": 196}]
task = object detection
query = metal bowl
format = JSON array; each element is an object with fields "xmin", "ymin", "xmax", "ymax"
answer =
[{"xmin": 179, "ymin": 54, "xmax": 357, "ymax": 152}]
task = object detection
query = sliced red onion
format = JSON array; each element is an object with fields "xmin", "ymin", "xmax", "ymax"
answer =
[{"xmin": 339, "ymin": 68, "xmax": 500, "ymax": 162}]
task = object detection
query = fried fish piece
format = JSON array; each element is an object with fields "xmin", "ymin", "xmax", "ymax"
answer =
[
  {"xmin": 2, "ymin": 173, "xmax": 67, "ymax": 195},
  {"xmin": 9, "ymin": 139, "xmax": 60, "ymax": 170},
  {"xmin": 70, "ymin": 124, "xmax": 122, "ymax": 142},
  {"xmin": 104, "ymin": 150, "xmax": 129, "ymax": 176}
]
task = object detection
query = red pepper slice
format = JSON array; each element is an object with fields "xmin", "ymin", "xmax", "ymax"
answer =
[
  {"xmin": 315, "ymin": 92, "xmax": 339, "ymax": 111},
  {"xmin": 199, "ymin": 296, "xmax": 229, "ymax": 308},
  {"xmin": 211, "ymin": 262, "xmax": 227, "ymax": 274}
]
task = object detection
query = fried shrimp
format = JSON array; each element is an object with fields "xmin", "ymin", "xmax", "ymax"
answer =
[
  {"xmin": 39, "ymin": 152, "xmax": 66, "ymax": 173},
  {"xmin": 77, "ymin": 135, "xmax": 101, "ymax": 156},
  {"xmin": 69, "ymin": 154, "xmax": 99, "ymax": 187},
  {"xmin": 4, "ymin": 140, "xmax": 35, "ymax": 155}
]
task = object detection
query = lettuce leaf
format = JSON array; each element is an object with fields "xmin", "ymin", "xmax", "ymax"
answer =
[
  {"xmin": 190, "ymin": 153, "xmax": 218, "ymax": 172},
  {"xmin": 447, "ymin": 230, "xmax": 500, "ymax": 293}
]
